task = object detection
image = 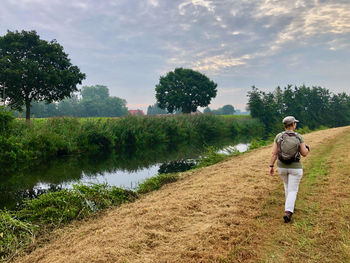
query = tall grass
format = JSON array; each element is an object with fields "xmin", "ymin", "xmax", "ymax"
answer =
[
  {"xmin": 195, "ymin": 146, "xmax": 228, "ymax": 168},
  {"xmin": 136, "ymin": 173, "xmax": 180, "ymax": 194},
  {"xmin": 1, "ymin": 114, "xmax": 264, "ymax": 175},
  {"xmin": 17, "ymin": 184, "xmax": 137, "ymax": 226}
]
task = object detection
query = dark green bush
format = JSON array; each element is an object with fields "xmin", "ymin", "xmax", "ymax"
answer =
[
  {"xmin": 195, "ymin": 146, "xmax": 227, "ymax": 168},
  {"xmin": 17, "ymin": 184, "xmax": 136, "ymax": 226},
  {"xmin": 0, "ymin": 136, "xmax": 30, "ymax": 174},
  {"xmin": 17, "ymin": 190, "xmax": 82, "ymax": 225},
  {"xmin": 0, "ymin": 109, "xmax": 14, "ymax": 134},
  {"xmin": 248, "ymin": 138, "xmax": 269, "ymax": 150},
  {"xmin": 296, "ymin": 125, "xmax": 312, "ymax": 134}
]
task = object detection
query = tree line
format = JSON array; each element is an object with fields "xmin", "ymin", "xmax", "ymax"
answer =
[
  {"xmin": 204, "ymin": 105, "xmax": 235, "ymax": 115},
  {"xmin": 247, "ymin": 85, "xmax": 350, "ymax": 134},
  {"xmin": 15, "ymin": 85, "xmax": 129, "ymax": 118}
]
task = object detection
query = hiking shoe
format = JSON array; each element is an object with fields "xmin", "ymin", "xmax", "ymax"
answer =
[{"xmin": 283, "ymin": 211, "xmax": 293, "ymax": 223}]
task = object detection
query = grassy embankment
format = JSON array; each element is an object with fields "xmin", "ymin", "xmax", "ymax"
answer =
[
  {"xmin": 218, "ymin": 128, "xmax": 350, "ymax": 262},
  {"xmin": 0, "ymin": 114, "xmax": 264, "ymax": 261},
  {"xmin": 0, "ymin": 140, "xmax": 247, "ymax": 262}
]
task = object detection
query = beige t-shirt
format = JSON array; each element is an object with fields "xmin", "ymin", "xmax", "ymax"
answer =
[{"xmin": 274, "ymin": 131, "xmax": 304, "ymax": 169}]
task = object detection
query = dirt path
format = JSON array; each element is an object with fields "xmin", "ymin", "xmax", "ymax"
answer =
[{"xmin": 15, "ymin": 126, "xmax": 350, "ymax": 263}]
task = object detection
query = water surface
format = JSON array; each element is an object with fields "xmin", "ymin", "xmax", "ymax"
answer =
[{"xmin": 0, "ymin": 140, "xmax": 250, "ymax": 209}]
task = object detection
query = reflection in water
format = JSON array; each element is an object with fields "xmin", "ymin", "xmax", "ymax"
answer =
[
  {"xmin": 158, "ymin": 160, "xmax": 197, "ymax": 174},
  {"xmin": 218, "ymin": 143, "xmax": 250, "ymax": 155},
  {"xmin": 0, "ymin": 139, "xmax": 251, "ymax": 210}
]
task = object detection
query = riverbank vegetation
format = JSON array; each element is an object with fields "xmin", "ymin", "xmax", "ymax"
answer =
[{"xmin": 0, "ymin": 111, "xmax": 264, "ymax": 175}]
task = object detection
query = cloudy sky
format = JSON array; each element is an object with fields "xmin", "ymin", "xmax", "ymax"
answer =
[{"xmin": 1, "ymin": 0, "xmax": 350, "ymax": 111}]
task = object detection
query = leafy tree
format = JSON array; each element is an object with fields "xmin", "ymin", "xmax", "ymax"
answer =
[
  {"xmin": 247, "ymin": 86, "xmax": 264, "ymax": 119},
  {"xmin": 204, "ymin": 105, "xmax": 235, "ymax": 115},
  {"xmin": 81, "ymin": 85, "xmax": 109, "ymax": 101},
  {"xmin": 155, "ymin": 68, "xmax": 217, "ymax": 114},
  {"xmin": 221, "ymin": 104, "xmax": 235, "ymax": 115},
  {"xmin": 147, "ymin": 103, "xmax": 168, "ymax": 115},
  {"xmin": 79, "ymin": 85, "xmax": 128, "ymax": 117},
  {"xmin": 203, "ymin": 107, "xmax": 212, "ymax": 114},
  {"xmin": 211, "ymin": 108, "xmax": 223, "ymax": 115},
  {"xmin": 102, "ymin": 97, "xmax": 129, "ymax": 117},
  {"xmin": 329, "ymin": 93, "xmax": 350, "ymax": 127},
  {"xmin": 0, "ymin": 30, "xmax": 85, "ymax": 121},
  {"xmin": 0, "ymin": 107, "xmax": 14, "ymax": 133},
  {"xmin": 30, "ymin": 101, "xmax": 58, "ymax": 118},
  {"xmin": 57, "ymin": 95, "xmax": 82, "ymax": 117}
]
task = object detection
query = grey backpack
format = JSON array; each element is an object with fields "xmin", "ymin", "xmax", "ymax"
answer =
[{"xmin": 277, "ymin": 132, "xmax": 301, "ymax": 164}]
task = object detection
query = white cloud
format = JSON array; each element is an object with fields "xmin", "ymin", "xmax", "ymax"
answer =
[
  {"xmin": 255, "ymin": 1, "xmax": 350, "ymax": 53},
  {"xmin": 180, "ymin": 24, "xmax": 191, "ymax": 31},
  {"xmin": 304, "ymin": 4, "xmax": 350, "ymax": 35},
  {"xmin": 219, "ymin": 88, "xmax": 244, "ymax": 94},
  {"xmin": 192, "ymin": 54, "xmax": 248, "ymax": 72},
  {"xmin": 192, "ymin": 0, "xmax": 215, "ymax": 12},
  {"xmin": 327, "ymin": 37, "xmax": 350, "ymax": 51},
  {"xmin": 178, "ymin": 0, "xmax": 215, "ymax": 15},
  {"xmin": 72, "ymin": 2, "xmax": 89, "ymax": 10},
  {"xmin": 147, "ymin": 0, "xmax": 159, "ymax": 7},
  {"xmin": 256, "ymin": 0, "xmax": 296, "ymax": 16},
  {"xmin": 9, "ymin": 0, "xmax": 47, "ymax": 4}
]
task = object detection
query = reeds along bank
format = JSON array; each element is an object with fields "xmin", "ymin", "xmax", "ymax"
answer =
[{"xmin": 0, "ymin": 114, "xmax": 265, "ymax": 175}]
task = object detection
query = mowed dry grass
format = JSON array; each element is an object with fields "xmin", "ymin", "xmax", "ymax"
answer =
[{"xmin": 15, "ymin": 126, "xmax": 350, "ymax": 263}]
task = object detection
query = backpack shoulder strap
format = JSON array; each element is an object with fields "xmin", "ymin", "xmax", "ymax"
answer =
[
  {"xmin": 285, "ymin": 131, "xmax": 297, "ymax": 137},
  {"xmin": 294, "ymin": 132, "xmax": 303, "ymax": 142},
  {"xmin": 276, "ymin": 132, "xmax": 284, "ymax": 144}
]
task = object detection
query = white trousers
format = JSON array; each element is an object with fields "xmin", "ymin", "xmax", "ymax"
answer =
[{"xmin": 278, "ymin": 167, "xmax": 303, "ymax": 213}]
